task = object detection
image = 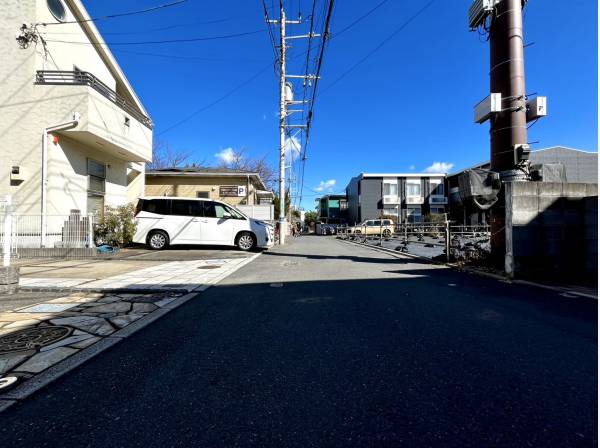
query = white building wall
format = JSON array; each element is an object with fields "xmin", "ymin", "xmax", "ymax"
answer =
[{"xmin": 0, "ymin": 0, "xmax": 151, "ymax": 216}]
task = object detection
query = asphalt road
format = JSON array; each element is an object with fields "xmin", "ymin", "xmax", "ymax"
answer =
[{"xmin": 1, "ymin": 236, "xmax": 597, "ymax": 447}]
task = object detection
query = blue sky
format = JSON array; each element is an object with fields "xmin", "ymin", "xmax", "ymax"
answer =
[{"xmin": 76, "ymin": 0, "xmax": 597, "ymax": 209}]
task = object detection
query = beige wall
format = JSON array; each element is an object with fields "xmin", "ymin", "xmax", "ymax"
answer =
[
  {"xmin": 145, "ymin": 176, "xmax": 264, "ymax": 206},
  {"xmin": 0, "ymin": 0, "xmax": 151, "ymax": 215}
]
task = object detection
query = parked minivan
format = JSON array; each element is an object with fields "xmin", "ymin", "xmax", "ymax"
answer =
[{"xmin": 133, "ymin": 197, "xmax": 274, "ymax": 251}]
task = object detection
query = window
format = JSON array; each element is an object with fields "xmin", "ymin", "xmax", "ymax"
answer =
[
  {"xmin": 87, "ymin": 159, "xmax": 105, "ymax": 215},
  {"xmin": 372, "ymin": 220, "xmax": 382, "ymax": 226},
  {"xmin": 203, "ymin": 202, "xmax": 245, "ymax": 219},
  {"xmin": 407, "ymin": 206, "xmax": 422, "ymax": 223},
  {"xmin": 430, "ymin": 179, "xmax": 444, "ymax": 196},
  {"xmin": 383, "ymin": 180, "xmax": 398, "ymax": 196},
  {"xmin": 406, "ymin": 180, "xmax": 421, "ymax": 197},
  {"xmin": 141, "ymin": 199, "xmax": 170, "ymax": 215},
  {"xmin": 430, "ymin": 206, "xmax": 445, "ymax": 214},
  {"xmin": 340, "ymin": 200, "xmax": 348, "ymax": 210},
  {"xmin": 383, "ymin": 207, "xmax": 398, "ymax": 217},
  {"xmin": 171, "ymin": 200, "xmax": 202, "ymax": 217},
  {"xmin": 196, "ymin": 191, "xmax": 209, "ymax": 199}
]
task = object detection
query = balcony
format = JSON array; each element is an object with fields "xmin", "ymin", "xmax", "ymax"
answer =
[{"xmin": 35, "ymin": 70, "xmax": 152, "ymax": 162}]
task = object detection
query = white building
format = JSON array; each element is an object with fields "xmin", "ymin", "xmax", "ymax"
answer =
[{"xmin": 1, "ymin": 0, "xmax": 152, "ymax": 219}]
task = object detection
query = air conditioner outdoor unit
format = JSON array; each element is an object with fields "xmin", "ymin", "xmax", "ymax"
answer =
[
  {"xmin": 526, "ymin": 96, "xmax": 547, "ymax": 122},
  {"xmin": 468, "ymin": 0, "xmax": 500, "ymax": 29}
]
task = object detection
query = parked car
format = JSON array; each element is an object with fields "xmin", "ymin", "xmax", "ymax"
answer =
[
  {"xmin": 347, "ymin": 219, "xmax": 395, "ymax": 237},
  {"xmin": 133, "ymin": 197, "xmax": 274, "ymax": 251}
]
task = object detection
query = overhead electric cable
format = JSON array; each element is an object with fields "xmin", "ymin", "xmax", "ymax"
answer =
[
  {"xmin": 43, "ymin": 29, "xmax": 266, "ymax": 46},
  {"xmin": 39, "ymin": 0, "xmax": 188, "ymax": 26},
  {"xmin": 157, "ymin": 62, "xmax": 272, "ymax": 136},
  {"xmin": 319, "ymin": 0, "xmax": 437, "ymax": 95}
]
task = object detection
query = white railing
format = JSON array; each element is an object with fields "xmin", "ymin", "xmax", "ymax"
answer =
[{"xmin": 0, "ymin": 212, "xmax": 95, "ymax": 260}]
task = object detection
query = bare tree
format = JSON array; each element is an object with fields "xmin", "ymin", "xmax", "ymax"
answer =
[
  {"xmin": 147, "ymin": 139, "xmax": 203, "ymax": 170},
  {"xmin": 218, "ymin": 148, "xmax": 276, "ymax": 190}
]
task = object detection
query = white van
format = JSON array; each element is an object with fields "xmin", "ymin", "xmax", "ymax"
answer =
[{"xmin": 133, "ymin": 197, "xmax": 274, "ymax": 251}]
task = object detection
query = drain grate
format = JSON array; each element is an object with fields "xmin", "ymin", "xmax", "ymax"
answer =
[
  {"xmin": 198, "ymin": 265, "xmax": 222, "ymax": 270},
  {"xmin": 0, "ymin": 326, "xmax": 72, "ymax": 354}
]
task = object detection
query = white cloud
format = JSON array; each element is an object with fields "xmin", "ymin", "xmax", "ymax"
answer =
[
  {"xmin": 313, "ymin": 179, "xmax": 336, "ymax": 193},
  {"xmin": 423, "ymin": 162, "xmax": 454, "ymax": 173},
  {"xmin": 409, "ymin": 164, "xmax": 415, "ymax": 170},
  {"xmin": 285, "ymin": 135, "xmax": 301, "ymax": 162},
  {"xmin": 214, "ymin": 147, "xmax": 235, "ymax": 164}
]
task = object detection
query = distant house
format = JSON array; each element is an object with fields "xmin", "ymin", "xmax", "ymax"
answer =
[
  {"xmin": 145, "ymin": 167, "xmax": 273, "ymax": 207},
  {"xmin": 447, "ymin": 146, "xmax": 598, "ymax": 225},
  {"xmin": 316, "ymin": 194, "xmax": 348, "ymax": 224},
  {"xmin": 345, "ymin": 173, "xmax": 448, "ymax": 224},
  {"xmin": 1, "ymin": 0, "xmax": 152, "ymax": 216}
]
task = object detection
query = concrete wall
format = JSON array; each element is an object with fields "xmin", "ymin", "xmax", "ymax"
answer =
[
  {"xmin": 505, "ymin": 182, "xmax": 598, "ymax": 281},
  {"xmin": 529, "ymin": 147, "xmax": 598, "ymax": 183},
  {"xmin": 145, "ymin": 176, "xmax": 263, "ymax": 206}
]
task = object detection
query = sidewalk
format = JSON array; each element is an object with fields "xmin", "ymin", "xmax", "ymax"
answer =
[{"xmin": 0, "ymin": 252, "xmax": 260, "ymax": 406}]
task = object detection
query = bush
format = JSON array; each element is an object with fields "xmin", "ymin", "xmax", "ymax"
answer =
[{"xmin": 93, "ymin": 204, "xmax": 137, "ymax": 247}]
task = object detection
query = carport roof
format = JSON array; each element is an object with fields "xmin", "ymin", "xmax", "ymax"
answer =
[{"xmin": 146, "ymin": 167, "xmax": 267, "ymax": 190}]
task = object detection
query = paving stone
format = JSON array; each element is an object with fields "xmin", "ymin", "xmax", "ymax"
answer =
[
  {"xmin": 14, "ymin": 347, "xmax": 78, "ymax": 373},
  {"xmin": 0, "ymin": 313, "xmax": 52, "ymax": 322},
  {"xmin": 18, "ymin": 303, "xmax": 78, "ymax": 313},
  {"xmin": 40, "ymin": 334, "xmax": 95, "ymax": 352},
  {"xmin": 49, "ymin": 316, "xmax": 115, "ymax": 336},
  {"xmin": 109, "ymin": 314, "xmax": 145, "ymax": 328},
  {"xmin": 96, "ymin": 296, "xmax": 123, "ymax": 304},
  {"xmin": 131, "ymin": 303, "xmax": 158, "ymax": 313},
  {"xmin": 4, "ymin": 319, "xmax": 40, "ymax": 329},
  {"xmin": 48, "ymin": 296, "xmax": 97, "ymax": 303},
  {"xmin": 0, "ymin": 350, "xmax": 35, "ymax": 375},
  {"xmin": 69, "ymin": 336, "xmax": 101, "ymax": 349},
  {"xmin": 84, "ymin": 302, "xmax": 131, "ymax": 314}
]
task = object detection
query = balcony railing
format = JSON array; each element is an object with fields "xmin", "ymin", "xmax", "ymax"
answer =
[{"xmin": 35, "ymin": 70, "xmax": 153, "ymax": 129}]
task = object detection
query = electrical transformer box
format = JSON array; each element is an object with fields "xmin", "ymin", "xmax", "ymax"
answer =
[{"xmin": 474, "ymin": 93, "xmax": 502, "ymax": 124}]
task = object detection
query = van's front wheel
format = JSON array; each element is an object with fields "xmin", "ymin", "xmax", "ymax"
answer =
[
  {"xmin": 148, "ymin": 230, "xmax": 169, "ymax": 250},
  {"xmin": 236, "ymin": 232, "xmax": 256, "ymax": 251}
]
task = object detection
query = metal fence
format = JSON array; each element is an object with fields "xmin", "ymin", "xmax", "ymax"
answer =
[
  {"xmin": 337, "ymin": 222, "xmax": 491, "ymax": 262},
  {"xmin": 0, "ymin": 212, "xmax": 95, "ymax": 260}
]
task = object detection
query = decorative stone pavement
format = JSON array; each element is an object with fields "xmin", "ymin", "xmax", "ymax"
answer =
[
  {"xmin": 19, "ymin": 258, "xmax": 253, "ymax": 292},
  {"xmin": 0, "ymin": 254, "xmax": 260, "ymax": 399}
]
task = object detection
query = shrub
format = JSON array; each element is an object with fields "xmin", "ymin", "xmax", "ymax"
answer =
[{"xmin": 93, "ymin": 204, "xmax": 137, "ymax": 247}]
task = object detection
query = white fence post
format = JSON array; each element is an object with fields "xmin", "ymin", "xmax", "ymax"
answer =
[
  {"xmin": 3, "ymin": 213, "xmax": 11, "ymax": 267},
  {"xmin": 88, "ymin": 213, "xmax": 94, "ymax": 248}
]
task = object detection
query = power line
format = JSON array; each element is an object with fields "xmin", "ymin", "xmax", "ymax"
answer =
[
  {"xmin": 332, "ymin": 0, "xmax": 389, "ymax": 38},
  {"xmin": 42, "ymin": 29, "xmax": 266, "ymax": 46},
  {"xmin": 39, "ymin": 0, "xmax": 188, "ymax": 26},
  {"xmin": 319, "ymin": 0, "xmax": 437, "ymax": 95},
  {"xmin": 112, "ymin": 48, "xmax": 268, "ymax": 63},
  {"xmin": 39, "ymin": 17, "xmax": 239, "ymax": 36},
  {"xmin": 157, "ymin": 63, "xmax": 272, "ymax": 136},
  {"xmin": 298, "ymin": 0, "xmax": 335, "ymax": 206}
]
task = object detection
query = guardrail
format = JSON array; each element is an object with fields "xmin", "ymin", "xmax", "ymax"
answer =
[{"xmin": 35, "ymin": 70, "xmax": 153, "ymax": 129}]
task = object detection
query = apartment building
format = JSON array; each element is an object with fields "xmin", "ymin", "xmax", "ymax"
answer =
[
  {"xmin": 1, "ymin": 0, "xmax": 153, "ymax": 217},
  {"xmin": 345, "ymin": 173, "xmax": 447, "ymax": 224},
  {"xmin": 316, "ymin": 194, "xmax": 348, "ymax": 224}
]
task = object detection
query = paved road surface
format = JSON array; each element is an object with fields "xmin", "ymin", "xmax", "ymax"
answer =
[{"xmin": 1, "ymin": 236, "xmax": 596, "ymax": 447}]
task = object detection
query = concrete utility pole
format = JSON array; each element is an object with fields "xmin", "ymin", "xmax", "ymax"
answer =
[
  {"xmin": 278, "ymin": 2, "xmax": 287, "ymax": 245},
  {"xmin": 488, "ymin": 0, "xmax": 528, "ymax": 261},
  {"xmin": 267, "ymin": 3, "xmax": 313, "ymax": 245}
]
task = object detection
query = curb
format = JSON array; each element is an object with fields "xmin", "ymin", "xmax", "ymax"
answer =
[
  {"xmin": 16, "ymin": 286, "xmax": 191, "ymax": 294},
  {"xmin": 337, "ymin": 238, "xmax": 597, "ymax": 300},
  {"xmin": 0, "ymin": 252, "xmax": 261, "ymax": 412}
]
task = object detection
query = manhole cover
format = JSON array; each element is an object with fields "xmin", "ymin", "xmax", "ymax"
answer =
[
  {"xmin": 0, "ymin": 326, "xmax": 72, "ymax": 354},
  {"xmin": 198, "ymin": 265, "xmax": 222, "ymax": 270}
]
